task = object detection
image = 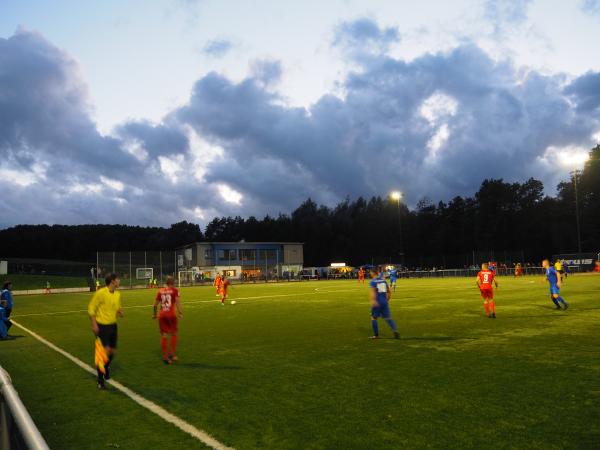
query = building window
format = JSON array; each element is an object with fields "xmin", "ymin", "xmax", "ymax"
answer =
[
  {"xmin": 217, "ymin": 249, "xmax": 237, "ymax": 260},
  {"xmin": 258, "ymin": 249, "xmax": 277, "ymax": 260},
  {"xmin": 204, "ymin": 249, "xmax": 213, "ymax": 259},
  {"xmin": 223, "ymin": 269, "xmax": 236, "ymax": 277},
  {"xmin": 239, "ymin": 249, "xmax": 256, "ymax": 261}
]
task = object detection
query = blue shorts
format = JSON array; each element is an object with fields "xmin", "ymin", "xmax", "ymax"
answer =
[
  {"xmin": 390, "ymin": 277, "xmax": 397, "ymax": 285},
  {"xmin": 550, "ymin": 285, "xmax": 560, "ymax": 295},
  {"xmin": 371, "ymin": 303, "xmax": 391, "ymax": 319}
]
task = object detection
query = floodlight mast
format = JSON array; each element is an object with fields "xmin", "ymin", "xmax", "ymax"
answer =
[{"xmin": 390, "ymin": 191, "xmax": 404, "ymax": 266}]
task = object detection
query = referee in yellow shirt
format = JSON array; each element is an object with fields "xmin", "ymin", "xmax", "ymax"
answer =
[{"xmin": 88, "ymin": 273, "xmax": 123, "ymax": 389}]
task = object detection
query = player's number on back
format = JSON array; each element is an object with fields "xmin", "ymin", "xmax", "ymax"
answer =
[
  {"xmin": 377, "ymin": 282, "xmax": 387, "ymax": 293},
  {"xmin": 160, "ymin": 294, "xmax": 172, "ymax": 311},
  {"xmin": 483, "ymin": 273, "xmax": 489, "ymax": 283}
]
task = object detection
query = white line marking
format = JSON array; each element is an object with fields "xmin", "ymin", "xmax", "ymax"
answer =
[
  {"xmin": 10, "ymin": 319, "xmax": 234, "ymax": 450},
  {"xmin": 13, "ymin": 288, "xmax": 361, "ymax": 318}
]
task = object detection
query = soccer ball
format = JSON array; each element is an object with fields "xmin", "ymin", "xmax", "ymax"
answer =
[{"xmin": 231, "ymin": 301, "xmax": 237, "ymax": 305}]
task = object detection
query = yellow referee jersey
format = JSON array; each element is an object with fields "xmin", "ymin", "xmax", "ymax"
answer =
[
  {"xmin": 88, "ymin": 287, "xmax": 122, "ymax": 325},
  {"xmin": 555, "ymin": 261, "xmax": 562, "ymax": 271}
]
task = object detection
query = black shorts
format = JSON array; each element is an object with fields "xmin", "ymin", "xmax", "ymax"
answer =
[{"xmin": 97, "ymin": 323, "xmax": 118, "ymax": 349}]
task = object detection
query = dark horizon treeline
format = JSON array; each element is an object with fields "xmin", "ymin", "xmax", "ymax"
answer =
[{"xmin": 1, "ymin": 146, "xmax": 598, "ymax": 267}]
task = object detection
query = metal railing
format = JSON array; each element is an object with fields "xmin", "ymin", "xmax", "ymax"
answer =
[
  {"xmin": 397, "ymin": 265, "xmax": 586, "ymax": 279},
  {"xmin": 0, "ymin": 366, "xmax": 49, "ymax": 450}
]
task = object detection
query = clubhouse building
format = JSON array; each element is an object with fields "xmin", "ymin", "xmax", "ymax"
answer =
[{"xmin": 175, "ymin": 241, "xmax": 304, "ymax": 280}]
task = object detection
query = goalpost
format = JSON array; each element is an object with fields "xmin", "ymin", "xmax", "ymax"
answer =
[
  {"xmin": 178, "ymin": 270, "xmax": 195, "ymax": 287},
  {"xmin": 135, "ymin": 267, "xmax": 154, "ymax": 282}
]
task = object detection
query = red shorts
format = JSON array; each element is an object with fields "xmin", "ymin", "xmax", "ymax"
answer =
[
  {"xmin": 480, "ymin": 289, "xmax": 494, "ymax": 299},
  {"xmin": 159, "ymin": 315, "xmax": 178, "ymax": 334}
]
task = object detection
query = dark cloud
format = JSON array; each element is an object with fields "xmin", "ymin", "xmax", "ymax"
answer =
[
  {"xmin": 0, "ymin": 22, "xmax": 598, "ymax": 228},
  {"xmin": 202, "ymin": 39, "xmax": 234, "ymax": 58},
  {"xmin": 564, "ymin": 71, "xmax": 600, "ymax": 113},
  {"xmin": 333, "ymin": 17, "xmax": 400, "ymax": 54},
  {"xmin": 249, "ymin": 59, "xmax": 282, "ymax": 87}
]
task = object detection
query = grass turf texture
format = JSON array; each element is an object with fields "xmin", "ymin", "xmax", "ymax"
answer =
[
  {"xmin": 0, "ymin": 274, "xmax": 89, "ymax": 290},
  {"xmin": 2, "ymin": 276, "xmax": 599, "ymax": 449}
]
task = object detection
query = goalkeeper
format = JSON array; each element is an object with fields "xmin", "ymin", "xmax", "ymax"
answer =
[{"xmin": 88, "ymin": 273, "xmax": 123, "ymax": 390}]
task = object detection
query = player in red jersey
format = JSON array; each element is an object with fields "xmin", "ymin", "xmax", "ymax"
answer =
[
  {"xmin": 476, "ymin": 263, "xmax": 499, "ymax": 318},
  {"xmin": 153, "ymin": 276, "xmax": 182, "ymax": 364},
  {"xmin": 219, "ymin": 276, "xmax": 230, "ymax": 305},
  {"xmin": 214, "ymin": 273, "xmax": 222, "ymax": 296},
  {"xmin": 358, "ymin": 267, "xmax": 365, "ymax": 284}
]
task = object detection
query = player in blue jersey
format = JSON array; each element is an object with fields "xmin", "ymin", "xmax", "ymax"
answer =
[
  {"xmin": 0, "ymin": 282, "xmax": 14, "ymax": 334},
  {"xmin": 542, "ymin": 259, "xmax": 568, "ymax": 310},
  {"xmin": 389, "ymin": 268, "xmax": 398, "ymax": 292},
  {"xmin": 369, "ymin": 268, "xmax": 400, "ymax": 339}
]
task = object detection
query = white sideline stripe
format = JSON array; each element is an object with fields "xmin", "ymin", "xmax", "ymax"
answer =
[
  {"xmin": 13, "ymin": 288, "xmax": 360, "ymax": 318},
  {"xmin": 10, "ymin": 319, "xmax": 234, "ymax": 450}
]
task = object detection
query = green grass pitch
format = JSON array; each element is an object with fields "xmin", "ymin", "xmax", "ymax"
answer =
[{"xmin": 2, "ymin": 275, "xmax": 599, "ymax": 449}]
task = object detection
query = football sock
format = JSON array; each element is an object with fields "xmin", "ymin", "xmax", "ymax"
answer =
[
  {"xmin": 106, "ymin": 354, "xmax": 113, "ymax": 369},
  {"xmin": 371, "ymin": 319, "xmax": 379, "ymax": 336},
  {"xmin": 161, "ymin": 336, "xmax": 168, "ymax": 358},
  {"xmin": 385, "ymin": 318, "xmax": 398, "ymax": 332},
  {"xmin": 551, "ymin": 297, "xmax": 560, "ymax": 307},
  {"xmin": 557, "ymin": 296, "xmax": 566, "ymax": 306},
  {"xmin": 170, "ymin": 335, "xmax": 177, "ymax": 355},
  {"xmin": 483, "ymin": 301, "xmax": 489, "ymax": 315},
  {"xmin": 97, "ymin": 368, "xmax": 104, "ymax": 383},
  {"xmin": 489, "ymin": 300, "xmax": 495, "ymax": 313}
]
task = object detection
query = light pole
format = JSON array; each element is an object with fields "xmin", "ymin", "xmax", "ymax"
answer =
[
  {"xmin": 390, "ymin": 191, "xmax": 404, "ymax": 266},
  {"xmin": 570, "ymin": 170, "xmax": 582, "ymax": 253}
]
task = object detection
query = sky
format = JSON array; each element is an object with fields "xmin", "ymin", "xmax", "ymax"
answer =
[{"xmin": 0, "ymin": 0, "xmax": 599, "ymax": 227}]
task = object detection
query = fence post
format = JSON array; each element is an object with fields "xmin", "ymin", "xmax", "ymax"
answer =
[
  {"xmin": 96, "ymin": 252, "xmax": 99, "ymax": 282},
  {"xmin": 159, "ymin": 251, "xmax": 163, "ymax": 283},
  {"xmin": 129, "ymin": 252, "xmax": 132, "ymax": 289}
]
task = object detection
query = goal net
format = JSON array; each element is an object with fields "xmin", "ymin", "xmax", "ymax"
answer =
[
  {"xmin": 178, "ymin": 270, "xmax": 195, "ymax": 287},
  {"xmin": 136, "ymin": 267, "xmax": 154, "ymax": 281}
]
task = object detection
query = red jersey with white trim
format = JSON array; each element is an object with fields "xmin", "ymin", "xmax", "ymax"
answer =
[
  {"xmin": 477, "ymin": 270, "xmax": 495, "ymax": 290},
  {"xmin": 155, "ymin": 287, "xmax": 179, "ymax": 318}
]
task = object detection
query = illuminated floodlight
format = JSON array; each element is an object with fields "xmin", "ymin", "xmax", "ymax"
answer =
[
  {"xmin": 390, "ymin": 191, "xmax": 402, "ymax": 201},
  {"xmin": 330, "ymin": 262, "xmax": 346, "ymax": 267},
  {"xmin": 559, "ymin": 151, "xmax": 589, "ymax": 168}
]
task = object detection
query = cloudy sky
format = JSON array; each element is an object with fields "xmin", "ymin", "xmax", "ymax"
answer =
[{"xmin": 1, "ymin": 0, "xmax": 599, "ymax": 227}]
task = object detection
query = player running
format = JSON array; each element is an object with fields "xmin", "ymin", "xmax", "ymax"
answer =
[
  {"xmin": 542, "ymin": 259, "xmax": 569, "ymax": 310},
  {"xmin": 476, "ymin": 263, "xmax": 498, "ymax": 318},
  {"xmin": 153, "ymin": 276, "xmax": 182, "ymax": 364},
  {"xmin": 369, "ymin": 268, "xmax": 400, "ymax": 339},
  {"xmin": 214, "ymin": 273, "xmax": 222, "ymax": 296},
  {"xmin": 219, "ymin": 275, "xmax": 230, "ymax": 305},
  {"xmin": 88, "ymin": 273, "xmax": 123, "ymax": 389}
]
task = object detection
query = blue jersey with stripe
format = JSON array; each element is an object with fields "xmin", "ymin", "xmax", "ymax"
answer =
[{"xmin": 369, "ymin": 277, "xmax": 389, "ymax": 305}]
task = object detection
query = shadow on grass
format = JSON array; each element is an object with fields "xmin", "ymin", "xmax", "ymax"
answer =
[
  {"xmin": 0, "ymin": 334, "xmax": 26, "ymax": 341},
  {"xmin": 531, "ymin": 304, "xmax": 570, "ymax": 312},
  {"xmin": 177, "ymin": 361, "xmax": 243, "ymax": 370},
  {"xmin": 400, "ymin": 336, "xmax": 474, "ymax": 342}
]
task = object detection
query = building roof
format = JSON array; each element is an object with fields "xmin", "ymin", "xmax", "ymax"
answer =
[{"xmin": 176, "ymin": 241, "xmax": 304, "ymax": 249}]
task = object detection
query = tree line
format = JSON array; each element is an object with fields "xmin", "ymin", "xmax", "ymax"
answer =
[{"xmin": 1, "ymin": 145, "xmax": 598, "ymax": 267}]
